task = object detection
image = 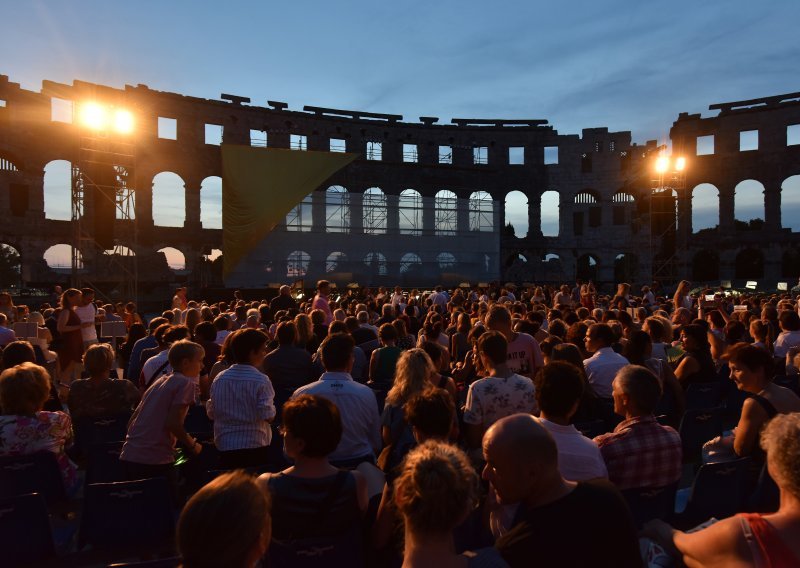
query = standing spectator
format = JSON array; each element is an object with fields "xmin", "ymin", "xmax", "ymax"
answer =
[
  {"xmin": 0, "ymin": 313, "xmax": 16, "ymax": 347},
  {"xmin": 0, "ymin": 291, "xmax": 16, "ymax": 323},
  {"xmin": 485, "ymin": 305, "xmax": 543, "ymax": 379},
  {"xmin": 74, "ymin": 288, "xmax": 98, "ymax": 350},
  {"xmin": 68, "ymin": 344, "xmax": 140, "ymax": 420},
  {"xmin": 126, "ymin": 317, "xmax": 167, "ymax": 384},
  {"xmin": 774, "ymin": 310, "xmax": 800, "ymax": 359},
  {"xmin": 206, "ymin": 329, "xmax": 276, "ymax": 469},
  {"xmin": 594, "ymin": 365, "xmax": 682, "ymax": 490},
  {"xmin": 292, "ymin": 333, "xmax": 381, "ymax": 467},
  {"xmin": 263, "ymin": 322, "xmax": 314, "ymax": 411},
  {"xmin": 582, "ymin": 323, "xmax": 629, "ymax": 398},
  {"xmin": 172, "ymin": 287, "xmax": 188, "ymax": 311},
  {"xmin": 312, "ymin": 280, "xmax": 333, "ymax": 326},
  {"xmin": 270, "ymin": 285, "xmax": 298, "ymax": 313},
  {"xmin": 369, "ymin": 323, "xmax": 402, "ymax": 390},
  {"xmin": 55, "ymin": 288, "xmax": 89, "ymax": 391}
]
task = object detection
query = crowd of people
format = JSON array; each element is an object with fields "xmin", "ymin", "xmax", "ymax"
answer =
[{"xmin": 2, "ymin": 278, "xmax": 800, "ymax": 566}]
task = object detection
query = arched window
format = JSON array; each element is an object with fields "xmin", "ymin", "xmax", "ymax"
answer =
[
  {"xmin": 44, "ymin": 160, "xmax": 73, "ymax": 221},
  {"xmin": 158, "ymin": 247, "xmax": 186, "ymax": 271},
  {"xmin": 505, "ymin": 191, "xmax": 528, "ymax": 237},
  {"xmin": 614, "ymin": 253, "xmax": 638, "ymax": 283},
  {"xmin": 541, "ymin": 190, "xmax": 560, "ymax": 237},
  {"xmin": 574, "ymin": 190, "xmax": 598, "ymax": 204},
  {"xmin": 576, "ymin": 253, "xmax": 598, "ymax": 281},
  {"xmin": 152, "ymin": 172, "xmax": 186, "ymax": 227},
  {"xmin": 326, "ymin": 251, "xmax": 347, "ymax": 273},
  {"xmin": 103, "ymin": 246, "xmax": 135, "ymax": 257},
  {"xmin": 734, "ymin": 179, "xmax": 765, "ymax": 227},
  {"xmin": 435, "ymin": 190, "xmax": 457, "ymax": 236},
  {"xmin": 286, "ymin": 193, "xmax": 313, "ymax": 232},
  {"xmin": 0, "ymin": 156, "xmax": 20, "ymax": 172},
  {"xmin": 0, "ymin": 244, "xmax": 21, "ymax": 288},
  {"xmin": 326, "ymin": 186, "xmax": 350, "ymax": 233},
  {"xmin": 783, "ymin": 175, "xmax": 800, "ymax": 231},
  {"xmin": 400, "ymin": 253, "xmax": 422, "ymax": 274},
  {"xmin": 363, "ymin": 187, "xmax": 387, "ymax": 234},
  {"xmin": 612, "ymin": 191, "xmax": 635, "ymax": 203},
  {"xmin": 364, "ymin": 252, "xmax": 388, "ymax": 276},
  {"xmin": 469, "ymin": 191, "xmax": 493, "ymax": 232},
  {"xmin": 437, "ymin": 252, "xmax": 456, "ymax": 270},
  {"xmin": 200, "ymin": 176, "xmax": 222, "ymax": 229},
  {"xmin": 399, "ymin": 189, "xmax": 422, "ymax": 235},
  {"xmin": 287, "ymin": 250, "xmax": 311, "ymax": 278},
  {"xmin": 691, "ymin": 183, "xmax": 720, "ymax": 232},
  {"xmin": 44, "ymin": 244, "xmax": 82, "ymax": 270}
]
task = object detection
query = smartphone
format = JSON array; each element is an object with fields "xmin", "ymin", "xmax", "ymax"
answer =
[{"xmin": 705, "ymin": 294, "xmax": 715, "ymax": 302}]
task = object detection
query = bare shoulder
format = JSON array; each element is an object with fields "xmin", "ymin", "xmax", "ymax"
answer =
[{"xmin": 675, "ymin": 516, "xmax": 752, "ymax": 567}]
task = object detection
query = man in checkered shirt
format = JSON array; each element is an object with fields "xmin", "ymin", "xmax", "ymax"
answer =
[{"xmin": 594, "ymin": 365, "xmax": 682, "ymax": 490}]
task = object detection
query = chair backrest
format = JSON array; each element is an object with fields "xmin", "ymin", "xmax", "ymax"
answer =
[
  {"xmin": 621, "ymin": 483, "xmax": 678, "ymax": 528},
  {"xmin": 0, "ymin": 451, "xmax": 66, "ymax": 505},
  {"xmin": 74, "ymin": 414, "xmax": 131, "ymax": 456},
  {"xmin": 86, "ymin": 441, "xmax": 127, "ymax": 484},
  {"xmin": 685, "ymin": 383, "xmax": 722, "ymax": 410},
  {"xmin": 748, "ymin": 462, "xmax": 780, "ymax": 513},
  {"xmin": 107, "ymin": 557, "xmax": 182, "ymax": 568},
  {"xmin": 0, "ymin": 493, "xmax": 55, "ymax": 567},
  {"xmin": 184, "ymin": 404, "xmax": 213, "ymax": 436},
  {"xmin": 79, "ymin": 477, "xmax": 174, "ymax": 550},
  {"xmin": 683, "ymin": 457, "xmax": 752, "ymax": 525},
  {"xmin": 679, "ymin": 407, "xmax": 723, "ymax": 463},
  {"xmin": 266, "ymin": 523, "xmax": 364, "ymax": 568}
]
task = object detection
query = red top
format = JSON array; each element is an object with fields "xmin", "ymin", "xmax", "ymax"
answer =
[{"xmin": 739, "ymin": 512, "xmax": 799, "ymax": 568}]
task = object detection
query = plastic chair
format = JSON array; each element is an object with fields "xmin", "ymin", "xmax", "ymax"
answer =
[
  {"xmin": 685, "ymin": 383, "xmax": 722, "ymax": 410},
  {"xmin": 74, "ymin": 414, "xmax": 131, "ymax": 456},
  {"xmin": 679, "ymin": 407, "xmax": 723, "ymax": 463},
  {"xmin": 0, "ymin": 451, "xmax": 66, "ymax": 505},
  {"xmin": 79, "ymin": 477, "xmax": 175, "ymax": 550},
  {"xmin": 184, "ymin": 404, "xmax": 213, "ymax": 436},
  {"xmin": 86, "ymin": 441, "xmax": 127, "ymax": 484},
  {"xmin": 621, "ymin": 483, "xmax": 678, "ymax": 528},
  {"xmin": 107, "ymin": 557, "xmax": 182, "ymax": 568},
  {"xmin": 266, "ymin": 523, "xmax": 364, "ymax": 568},
  {"xmin": 675, "ymin": 457, "xmax": 752, "ymax": 528},
  {"xmin": 748, "ymin": 462, "xmax": 779, "ymax": 513},
  {"xmin": 0, "ymin": 493, "xmax": 56, "ymax": 567}
]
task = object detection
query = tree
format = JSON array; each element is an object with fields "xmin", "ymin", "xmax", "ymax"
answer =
[{"xmin": 0, "ymin": 245, "xmax": 21, "ymax": 288}]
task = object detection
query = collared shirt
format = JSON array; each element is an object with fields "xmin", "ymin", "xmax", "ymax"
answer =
[
  {"xmin": 774, "ymin": 329, "xmax": 800, "ymax": 358},
  {"xmin": 463, "ymin": 373, "xmax": 537, "ymax": 428},
  {"xmin": 206, "ymin": 364, "xmax": 276, "ymax": 451},
  {"xmin": 0, "ymin": 326, "xmax": 16, "ymax": 347},
  {"xmin": 584, "ymin": 347, "xmax": 629, "ymax": 398},
  {"xmin": 312, "ymin": 293, "xmax": 333, "ymax": 326},
  {"xmin": 292, "ymin": 371, "xmax": 381, "ymax": 461},
  {"xmin": 141, "ymin": 350, "xmax": 171, "ymax": 390},
  {"xmin": 594, "ymin": 415, "xmax": 682, "ymax": 490},
  {"xmin": 539, "ymin": 418, "xmax": 607, "ymax": 481},
  {"xmin": 128, "ymin": 335, "xmax": 157, "ymax": 381}
]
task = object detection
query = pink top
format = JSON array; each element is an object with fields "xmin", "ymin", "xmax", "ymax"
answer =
[
  {"xmin": 120, "ymin": 372, "xmax": 195, "ymax": 465},
  {"xmin": 312, "ymin": 293, "xmax": 333, "ymax": 326}
]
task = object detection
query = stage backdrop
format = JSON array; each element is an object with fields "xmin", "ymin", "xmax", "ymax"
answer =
[{"xmin": 221, "ymin": 144, "xmax": 357, "ymax": 277}]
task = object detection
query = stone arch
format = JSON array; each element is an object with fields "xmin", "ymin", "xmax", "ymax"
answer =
[
  {"xmin": 504, "ymin": 190, "xmax": 528, "ymax": 237},
  {"xmin": 574, "ymin": 189, "xmax": 599, "ymax": 204},
  {"xmin": 399, "ymin": 189, "xmax": 422, "ymax": 235},
  {"xmin": 691, "ymin": 249, "xmax": 720, "ymax": 282},
  {"xmin": 363, "ymin": 187, "xmax": 387, "ymax": 234},
  {"xmin": 734, "ymin": 179, "xmax": 765, "ymax": 228},
  {"xmin": 469, "ymin": 191, "xmax": 493, "ymax": 232},
  {"xmin": 735, "ymin": 248, "xmax": 764, "ymax": 280},
  {"xmin": 286, "ymin": 193, "xmax": 313, "ymax": 232},
  {"xmin": 200, "ymin": 176, "xmax": 222, "ymax": 229},
  {"xmin": 157, "ymin": 247, "xmax": 186, "ymax": 271},
  {"xmin": 437, "ymin": 252, "xmax": 457, "ymax": 270},
  {"xmin": 43, "ymin": 159, "xmax": 73, "ymax": 221},
  {"xmin": 152, "ymin": 172, "xmax": 186, "ymax": 227},
  {"xmin": 614, "ymin": 253, "xmax": 638, "ymax": 284},
  {"xmin": 434, "ymin": 190, "xmax": 457, "ymax": 236},
  {"xmin": 781, "ymin": 248, "xmax": 800, "ymax": 279},
  {"xmin": 541, "ymin": 190, "xmax": 560, "ymax": 237},
  {"xmin": 612, "ymin": 191, "xmax": 635, "ymax": 203},
  {"xmin": 691, "ymin": 183, "xmax": 720, "ymax": 232},
  {"xmin": 326, "ymin": 186, "xmax": 350, "ymax": 233},
  {"xmin": 400, "ymin": 252, "xmax": 423, "ymax": 274},
  {"xmin": 44, "ymin": 243, "xmax": 82, "ymax": 271},
  {"xmin": 576, "ymin": 253, "xmax": 598, "ymax": 282},
  {"xmin": 781, "ymin": 175, "xmax": 800, "ymax": 231},
  {"xmin": 326, "ymin": 251, "xmax": 347, "ymax": 273},
  {"xmin": 541, "ymin": 252, "xmax": 565, "ymax": 282},
  {"xmin": 0, "ymin": 154, "xmax": 21, "ymax": 173},
  {"xmin": 287, "ymin": 250, "xmax": 311, "ymax": 278},
  {"xmin": 364, "ymin": 251, "xmax": 388, "ymax": 277},
  {"xmin": 0, "ymin": 243, "xmax": 22, "ymax": 288}
]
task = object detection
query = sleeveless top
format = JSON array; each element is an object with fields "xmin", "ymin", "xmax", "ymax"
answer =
[
  {"xmin": 267, "ymin": 470, "xmax": 360, "ymax": 540},
  {"xmin": 739, "ymin": 513, "xmax": 800, "ymax": 567},
  {"xmin": 57, "ymin": 309, "xmax": 84, "ymax": 370}
]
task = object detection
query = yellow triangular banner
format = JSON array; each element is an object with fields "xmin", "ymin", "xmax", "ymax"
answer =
[{"xmin": 221, "ymin": 144, "xmax": 358, "ymax": 277}]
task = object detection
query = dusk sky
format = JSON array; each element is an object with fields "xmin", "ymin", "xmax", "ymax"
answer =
[{"xmin": 4, "ymin": 0, "xmax": 800, "ymax": 266}]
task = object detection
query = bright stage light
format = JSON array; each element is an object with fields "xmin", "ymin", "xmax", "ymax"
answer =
[
  {"xmin": 80, "ymin": 102, "xmax": 107, "ymax": 130},
  {"xmin": 655, "ymin": 156, "xmax": 669, "ymax": 174},
  {"xmin": 675, "ymin": 156, "xmax": 686, "ymax": 171},
  {"xmin": 113, "ymin": 109, "xmax": 134, "ymax": 134}
]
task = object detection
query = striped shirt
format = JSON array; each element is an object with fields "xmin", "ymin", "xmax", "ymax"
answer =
[{"xmin": 206, "ymin": 364, "xmax": 276, "ymax": 451}]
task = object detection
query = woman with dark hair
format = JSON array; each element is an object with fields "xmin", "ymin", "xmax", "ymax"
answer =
[
  {"xmin": 392, "ymin": 318, "xmax": 416, "ymax": 351},
  {"xmin": 55, "ymin": 288, "xmax": 88, "ymax": 391},
  {"xmin": 565, "ymin": 322, "xmax": 589, "ymax": 358},
  {"xmin": 369, "ymin": 323, "xmax": 402, "ymax": 390},
  {"xmin": 674, "ymin": 324, "xmax": 717, "ymax": 386},
  {"xmin": 257, "ymin": 395, "xmax": 368, "ymax": 561},
  {"xmin": 450, "ymin": 312, "xmax": 472, "ymax": 365},
  {"xmin": 623, "ymin": 331, "xmax": 685, "ymax": 424},
  {"xmin": 420, "ymin": 341, "xmax": 457, "ymax": 399}
]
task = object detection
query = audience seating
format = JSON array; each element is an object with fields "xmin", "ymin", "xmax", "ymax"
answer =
[
  {"xmin": 747, "ymin": 462, "xmax": 780, "ymax": 513},
  {"xmin": 621, "ymin": 483, "xmax": 678, "ymax": 528},
  {"xmin": 674, "ymin": 457, "xmax": 752, "ymax": 529},
  {"xmin": 183, "ymin": 405, "xmax": 213, "ymax": 436},
  {"xmin": 0, "ymin": 451, "xmax": 66, "ymax": 505},
  {"xmin": 0, "ymin": 493, "xmax": 56, "ymax": 567},
  {"xmin": 684, "ymin": 382, "xmax": 722, "ymax": 410},
  {"xmin": 86, "ymin": 442, "xmax": 127, "ymax": 484},
  {"xmin": 574, "ymin": 419, "xmax": 609, "ymax": 439},
  {"xmin": 678, "ymin": 407, "xmax": 723, "ymax": 463},
  {"xmin": 267, "ymin": 523, "xmax": 365, "ymax": 568},
  {"xmin": 74, "ymin": 414, "xmax": 132, "ymax": 456},
  {"xmin": 79, "ymin": 477, "xmax": 175, "ymax": 551},
  {"xmin": 107, "ymin": 558, "xmax": 182, "ymax": 568},
  {"xmin": 773, "ymin": 374, "xmax": 799, "ymax": 395}
]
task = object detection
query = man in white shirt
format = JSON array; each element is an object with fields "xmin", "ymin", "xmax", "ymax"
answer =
[
  {"xmin": 292, "ymin": 333, "xmax": 381, "ymax": 467},
  {"xmin": 583, "ymin": 323, "xmax": 629, "ymax": 398},
  {"xmin": 641, "ymin": 286, "xmax": 656, "ymax": 307},
  {"xmin": 485, "ymin": 304, "xmax": 543, "ymax": 378},
  {"xmin": 74, "ymin": 288, "xmax": 99, "ymax": 349},
  {"xmin": 534, "ymin": 361, "xmax": 607, "ymax": 481}
]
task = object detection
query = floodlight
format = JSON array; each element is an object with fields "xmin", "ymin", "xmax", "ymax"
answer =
[
  {"xmin": 778, "ymin": 282, "xmax": 788, "ymax": 291},
  {"xmin": 80, "ymin": 102, "xmax": 107, "ymax": 130},
  {"xmin": 655, "ymin": 156, "xmax": 669, "ymax": 174},
  {"xmin": 675, "ymin": 157, "xmax": 686, "ymax": 171},
  {"xmin": 113, "ymin": 109, "xmax": 134, "ymax": 134}
]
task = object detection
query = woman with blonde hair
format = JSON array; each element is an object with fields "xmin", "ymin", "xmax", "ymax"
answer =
[
  {"xmin": 293, "ymin": 313, "xmax": 314, "ymax": 352},
  {"xmin": 382, "ymin": 348, "xmax": 435, "ymax": 447},
  {"xmin": 673, "ymin": 280, "xmax": 693, "ymax": 312},
  {"xmin": 184, "ymin": 308, "xmax": 202, "ymax": 334},
  {"xmin": 0, "ymin": 291, "xmax": 16, "ymax": 323}
]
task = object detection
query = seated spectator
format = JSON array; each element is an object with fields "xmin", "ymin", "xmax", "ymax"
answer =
[
  {"xmin": 214, "ymin": 315, "xmax": 232, "ymax": 345},
  {"xmin": 583, "ymin": 323, "xmax": 629, "ymax": 398},
  {"xmin": 178, "ymin": 471, "xmax": 272, "ymax": 568},
  {"xmin": 140, "ymin": 324, "xmax": 191, "ymax": 392},
  {"xmin": 0, "ymin": 362, "xmax": 78, "ymax": 494},
  {"xmin": 594, "ymin": 365, "xmax": 682, "ymax": 490},
  {"xmin": 353, "ymin": 311, "xmax": 378, "ymax": 345},
  {"xmin": 420, "ymin": 341, "xmax": 457, "ymax": 399},
  {"xmin": 369, "ymin": 323, "xmax": 402, "ymax": 390},
  {"xmin": 463, "ymin": 331, "xmax": 537, "ymax": 450},
  {"xmin": 774, "ymin": 310, "xmax": 800, "ymax": 359},
  {"xmin": 534, "ymin": 362, "xmax": 608, "ymax": 481},
  {"xmin": 1, "ymin": 340, "xmax": 62, "ymax": 412},
  {"xmin": 485, "ymin": 305, "xmax": 543, "ymax": 378},
  {"xmin": 623, "ymin": 330, "xmax": 685, "ymax": 425},
  {"xmin": 206, "ymin": 329, "xmax": 276, "ymax": 469},
  {"xmin": 257, "ymin": 395, "xmax": 368, "ymax": 549},
  {"xmin": 394, "ymin": 441, "xmax": 506, "ymax": 566},
  {"xmin": 645, "ymin": 412, "xmax": 800, "ymax": 566},
  {"xmin": 674, "ymin": 324, "xmax": 717, "ymax": 386},
  {"xmin": 392, "ymin": 318, "xmax": 416, "ymax": 351},
  {"xmin": 120, "ymin": 340, "xmax": 206, "ymax": 483},
  {"xmin": 127, "ymin": 316, "xmax": 168, "ymax": 384},
  {"xmin": 0, "ymin": 312, "xmax": 16, "ymax": 347},
  {"xmin": 292, "ymin": 333, "xmax": 381, "ymax": 467},
  {"xmin": 193, "ymin": 321, "xmax": 221, "ymax": 372},
  {"xmin": 263, "ymin": 321, "xmax": 314, "ymax": 406},
  {"xmin": 484, "ymin": 414, "xmax": 641, "ymax": 567},
  {"xmin": 67, "ymin": 343, "xmax": 140, "ymax": 421}
]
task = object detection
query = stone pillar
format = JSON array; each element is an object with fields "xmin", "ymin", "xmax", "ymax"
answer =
[
  {"xmin": 422, "ymin": 195, "xmax": 435, "ymax": 236},
  {"xmin": 764, "ymin": 185, "xmax": 782, "ymax": 230},
  {"xmin": 597, "ymin": 253, "xmax": 615, "ymax": 284},
  {"xmin": 27, "ymin": 167, "xmax": 46, "ymax": 218},
  {"xmin": 719, "ymin": 250, "xmax": 736, "ymax": 282},
  {"xmin": 764, "ymin": 245, "xmax": 781, "ymax": 282},
  {"xmin": 184, "ymin": 178, "xmax": 201, "ymax": 230},
  {"xmin": 350, "ymin": 192, "xmax": 363, "ymax": 234},
  {"xmin": 528, "ymin": 193, "xmax": 542, "ymax": 237},
  {"xmin": 677, "ymin": 188, "xmax": 692, "ymax": 246},
  {"xmin": 560, "ymin": 195, "xmax": 572, "ymax": 237},
  {"xmin": 137, "ymin": 170, "xmax": 154, "ymax": 228},
  {"xmin": 719, "ymin": 186, "xmax": 735, "ymax": 233},
  {"xmin": 457, "ymin": 194, "xmax": 470, "ymax": 234},
  {"xmin": 311, "ymin": 191, "xmax": 326, "ymax": 232},
  {"xmin": 386, "ymin": 194, "xmax": 400, "ymax": 234}
]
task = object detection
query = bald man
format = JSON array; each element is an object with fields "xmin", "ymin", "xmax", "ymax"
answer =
[{"xmin": 483, "ymin": 414, "xmax": 641, "ymax": 567}]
